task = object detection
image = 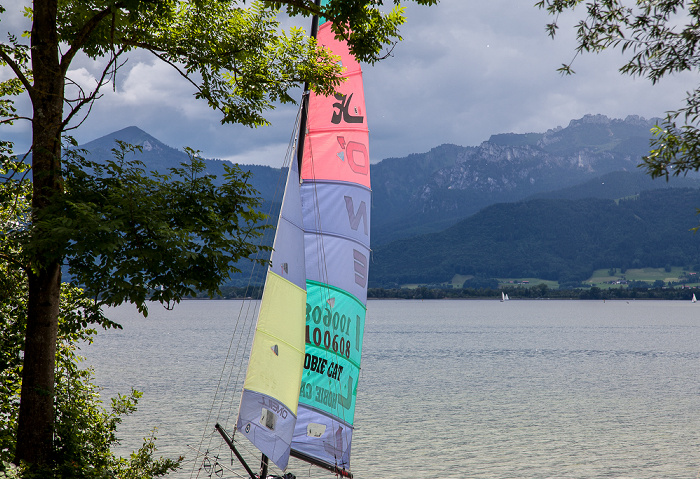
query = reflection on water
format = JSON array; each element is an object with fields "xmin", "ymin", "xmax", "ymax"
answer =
[{"xmin": 88, "ymin": 299, "xmax": 700, "ymax": 479}]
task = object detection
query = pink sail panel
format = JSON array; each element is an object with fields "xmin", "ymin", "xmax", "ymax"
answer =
[{"xmin": 301, "ymin": 22, "xmax": 370, "ymax": 188}]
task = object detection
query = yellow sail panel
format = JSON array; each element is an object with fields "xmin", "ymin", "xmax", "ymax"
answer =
[{"xmin": 243, "ymin": 270, "xmax": 306, "ymax": 414}]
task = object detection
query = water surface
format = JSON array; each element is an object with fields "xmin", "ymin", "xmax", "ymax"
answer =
[{"xmin": 89, "ymin": 299, "xmax": 700, "ymax": 479}]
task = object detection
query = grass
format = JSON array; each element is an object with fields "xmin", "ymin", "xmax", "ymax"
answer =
[
  {"xmin": 498, "ymin": 278, "xmax": 560, "ymax": 289},
  {"xmin": 587, "ymin": 267, "xmax": 700, "ymax": 287},
  {"xmin": 405, "ymin": 267, "xmax": 700, "ymax": 291},
  {"xmin": 450, "ymin": 274, "xmax": 474, "ymax": 288},
  {"xmin": 449, "ymin": 274, "xmax": 559, "ymax": 289}
]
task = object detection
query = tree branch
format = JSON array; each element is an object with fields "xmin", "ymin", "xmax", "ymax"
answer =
[
  {"xmin": 59, "ymin": 2, "xmax": 126, "ymax": 75},
  {"xmin": 60, "ymin": 48, "xmax": 125, "ymax": 132},
  {"xmin": 0, "ymin": 116, "xmax": 32, "ymax": 125},
  {"xmin": 0, "ymin": 47, "xmax": 33, "ymax": 100},
  {"xmin": 0, "ymin": 251, "xmax": 28, "ymax": 272},
  {"xmin": 137, "ymin": 46, "xmax": 231, "ymax": 117},
  {"xmin": 262, "ymin": 0, "xmax": 321, "ymax": 16}
]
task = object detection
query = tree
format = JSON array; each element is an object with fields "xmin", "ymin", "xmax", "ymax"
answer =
[
  {"xmin": 0, "ymin": 161, "xmax": 179, "ymax": 478},
  {"xmin": 536, "ymin": 0, "xmax": 700, "ymax": 179},
  {"xmin": 0, "ymin": 0, "xmax": 438, "ymax": 471}
]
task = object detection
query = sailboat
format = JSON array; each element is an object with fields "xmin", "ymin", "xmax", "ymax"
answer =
[
  {"xmin": 693, "ymin": 293, "xmax": 697, "ymax": 303},
  {"xmin": 204, "ymin": 5, "xmax": 370, "ymax": 479}
]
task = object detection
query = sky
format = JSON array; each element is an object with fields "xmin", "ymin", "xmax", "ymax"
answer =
[{"xmin": 2, "ymin": 1, "xmax": 697, "ymax": 167}]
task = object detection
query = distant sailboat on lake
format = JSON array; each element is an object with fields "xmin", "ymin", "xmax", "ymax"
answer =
[{"xmin": 692, "ymin": 293, "xmax": 696, "ymax": 303}]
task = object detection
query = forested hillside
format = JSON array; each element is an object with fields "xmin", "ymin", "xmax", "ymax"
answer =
[
  {"xmin": 75, "ymin": 117, "xmax": 700, "ymax": 289},
  {"xmin": 370, "ymin": 188, "xmax": 700, "ymax": 287}
]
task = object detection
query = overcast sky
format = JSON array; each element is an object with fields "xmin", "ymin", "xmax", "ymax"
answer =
[{"xmin": 2, "ymin": 1, "xmax": 697, "ymax": 167}]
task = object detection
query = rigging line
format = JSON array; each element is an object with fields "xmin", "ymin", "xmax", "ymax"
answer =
[
  {"xmin": 217, "ymin": 299, "xmax": 258, "ymax": 427},
  {"xmin": 304, "ymin": 136, "xmax": 332, "ymax": 294},
  {"xmin": 186, "ymin": 445, "xmax": 249, "ymax": 479},
  {"xmin": 189, "ymin": 298, "xmax": 256, "ymax": 478},
  {"xmin": 301, "ymin": 79, "xmax": 367, "ymax": 460},
  {"xmin": 192, "ymin": 103, "xmax": 306, "ymax": 478},
  {"xmin": 296, "ymin": 7, "xmax": 356, "ymax": 464}
]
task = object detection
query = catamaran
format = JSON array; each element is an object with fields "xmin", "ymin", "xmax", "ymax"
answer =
[{"xmin": 192, "ymin": 4, "xmax": 370, "ymax": 479}]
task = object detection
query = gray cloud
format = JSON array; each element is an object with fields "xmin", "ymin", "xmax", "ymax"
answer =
[{"xmin": 2, "ymin": 1, "xmax": 696, "ymax": 167}]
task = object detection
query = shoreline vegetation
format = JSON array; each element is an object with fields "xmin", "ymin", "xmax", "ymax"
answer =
[
  {"xmin": 192, "ymin": 267, "xmax": 700, "ymax": 301},
  {"xmin": 198, "ymin": 284, "xmax": 700, "ymax": 301}
]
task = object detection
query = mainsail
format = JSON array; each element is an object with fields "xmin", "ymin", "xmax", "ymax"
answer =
[
  {"xmin": 290, "ymin": 18, "xmax": 370, "ymax": 476},
  {"xmin": 232, "ymin": 7, "xmax": 370, "ymax": 479}
]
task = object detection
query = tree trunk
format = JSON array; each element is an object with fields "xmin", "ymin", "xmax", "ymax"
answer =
[
  {"xmin": 14, "ymin": 0, "xmax": 64, "ymax": 468},
  {"xmin": 14, "ymin": 268, "xmax": 61, "ymax": 467}
]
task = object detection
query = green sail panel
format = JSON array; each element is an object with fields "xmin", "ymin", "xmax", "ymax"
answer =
[
  {"xmin": 301, "ymin": 281, "xmax": 365, "ymax": 424},
  {"xmin": 291, "ymin": 280, "xmax": 365, "ymax": 472}
]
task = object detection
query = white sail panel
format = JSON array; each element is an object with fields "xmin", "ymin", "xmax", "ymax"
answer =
[
  {"xmin": 300, "ymin": 181, "xmax": 371, "ymax": 248},
  {"xmin": 303, "ymin": 234, "xmax": 369, "ymax": 305},
  {"xmin": 291, "ymin": 406, "xmax": 353, "ymax": 471},
  {"xmin": 269, "ymin": 159, "xmax": 307, "ymax": 290}
]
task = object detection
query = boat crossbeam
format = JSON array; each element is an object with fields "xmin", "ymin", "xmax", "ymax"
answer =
[{"xmin": 214, "ymin": 423, "xmax": 257, "ymax": 479}]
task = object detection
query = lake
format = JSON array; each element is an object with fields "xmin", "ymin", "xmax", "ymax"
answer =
[{"xmin": 88, "ymin": 299, "xmax": 700, "ymax": 479}]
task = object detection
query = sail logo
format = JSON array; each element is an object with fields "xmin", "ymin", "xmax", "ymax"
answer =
[
  {"xmin": 303, "ymin": 353, "xmax": 344, "ymax": 381},
  {"xmin": 300, "ymin": 379, "xmax": 353, "ymax": 411},
  {"xmin": 260, "ymin": 397, "xmax": 288, "ymax": 421},
  {"xmin": 353, "ymin": 249, "xmax": 367, "ymax": 287},
  {"xmin": 331, "ymin": 93, "xmax": 363, "ymax": 124}
]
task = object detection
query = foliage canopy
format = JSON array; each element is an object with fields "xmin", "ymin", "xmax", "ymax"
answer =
[{"xmin": 0, "ymin": 174, "xmax": 180, "ymax": 478}]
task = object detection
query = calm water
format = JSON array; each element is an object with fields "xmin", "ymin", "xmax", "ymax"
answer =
[{"xmin": 87, "ymin": 299, "xmax": 700, "ymax": 479}]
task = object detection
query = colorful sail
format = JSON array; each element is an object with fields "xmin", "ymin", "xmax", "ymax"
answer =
[
  {"xmin": 234, "ymin": 9, "xmax": 370, "ymax": 476},
  {"xmin": 291, "ymin": 18, "xmax": 370, "ymax": 476},
  {"xmin": 235, "ymin": 158, "xmax": 307, "ymax": 471}
]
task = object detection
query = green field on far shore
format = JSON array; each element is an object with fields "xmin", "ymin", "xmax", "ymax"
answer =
[
  {"xmin": 586, "ymin": 267, "xmax": 700, "ymax": 287},
  {"xmin": 436, "ymin": 268, "xmax": 700, "ymax": 290}
]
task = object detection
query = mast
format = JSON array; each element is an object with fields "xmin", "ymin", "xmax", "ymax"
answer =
[
  {"xmin": 248, "ymin": 5, "xmax": 321, "ymax": 477},
  {"xmin": 296, "ymin": 0, "xmax": 322, "ymax": 174}
]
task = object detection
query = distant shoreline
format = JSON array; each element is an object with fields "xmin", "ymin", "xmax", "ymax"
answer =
[{"xmin": 184, "ymin": 285, "xmax": 699, "ymax": 302}]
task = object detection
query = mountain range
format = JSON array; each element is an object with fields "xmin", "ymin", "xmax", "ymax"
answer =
[
  {"xmin": 370, "ymin": 114, "xmax": 699, "ymax": 245},
  {"xmin": 75, "ymin": 115, "xmax": 700, "ymax": 287}
]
